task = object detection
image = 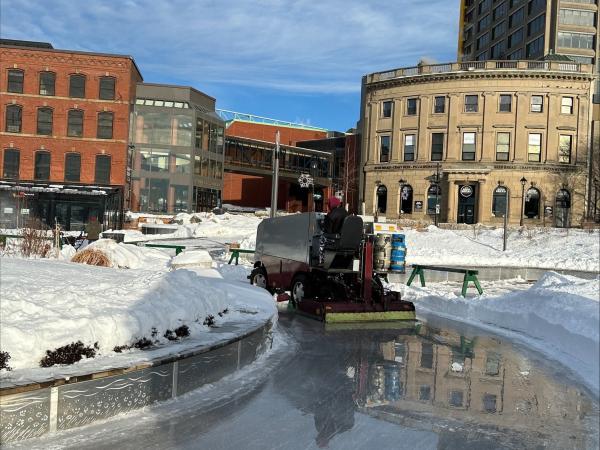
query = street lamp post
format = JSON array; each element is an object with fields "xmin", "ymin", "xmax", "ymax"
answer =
[
  {"xmin": 374, "ymin": 180, "xmax": 381, "ymax": 222},
  {"xmin": 430, "ymin": 164, "xmax": 441, "ymax": 226},
  {"xmin": 270, "ymin": 131, "xmax": 281, "ymax": 218},
  {"xmin": 498, "ymin": 182, "xmax": 509, "ymax": 252},
  {"xmin": 398, "ymin": 178, "xmax": 406, "ymax": 214},
  {"xmin": 519, "ymin": 176, "xmax": 527, "ymax": 227}
]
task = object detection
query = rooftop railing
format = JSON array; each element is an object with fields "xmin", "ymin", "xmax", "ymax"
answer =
[{"xmin": 366, "ymin": 60, "xmax": 593, "ymax": 84}]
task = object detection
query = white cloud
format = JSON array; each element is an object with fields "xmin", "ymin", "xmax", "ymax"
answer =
[{"xmin": 0, "ymin": 0, "xmax": 460, "ymax": 94}]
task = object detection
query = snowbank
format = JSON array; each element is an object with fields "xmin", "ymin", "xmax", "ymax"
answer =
[
  {"xmin": 395, "ymin": 272, "xmax": 600, "ymax": 395},
  {"xmin": 403, "ymin": 226, "xmax": 599, "ymax": 272},
  {"xmin": 83, "ymin": 239, "xmax": 171, "ymax": 270},
  {"xmin": 171, "ymin": 249, "xmax": 213, "ymax": 269},
  {"xmin": 0, "ymin": 257, "xmax": 276, "ymax": 373}
]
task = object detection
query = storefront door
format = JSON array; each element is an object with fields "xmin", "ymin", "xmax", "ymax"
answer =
[{"xmin": 457, "ymin": 184, "xmax": 476, "ymax": 224}]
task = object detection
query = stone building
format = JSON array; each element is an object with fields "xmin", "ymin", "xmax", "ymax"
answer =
[{"xmin": 359, "ymin": 60, "xmax": 595, "ymax": 226}]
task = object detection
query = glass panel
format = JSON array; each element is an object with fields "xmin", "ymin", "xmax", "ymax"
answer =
[
  {"xmin": 483, "ymin": 394, "xmax": 497, "ymax": 412},
  {"xmin": 95, "ymin": 155, "xmax": 111, "ymax": 184},
  {"xmin": 382, "ymin": 101, "xmax": 393, "ymax": 118},
  {"xmin": 559, "ymin": 135, "xmax": 572, "ymax": 163},
  {"xmin": 3, "ymin": 149, "xmax": 20, "ymax": 179},
  {"xmin": 421, "ymin": 343, "xmax": 433, "ymax": 369},
  {"xmin": 6, "ymin": 105, "xmax": 22, "ymax": 133},
  {"xmin": 64, "ymin": 153, "xmax": 81, "ymax": 182},
  {"xmin": 175, "ymin": 154, "xmax": 191, "ymax": 173},
  {"xmin": 173, "ymin": 114, "xmax": 193, "ymax": 146},
  {"xmin": 449, "ymin": 391, "xmax": 464, "ymax": 407},
  {"xmin": 380, "ymin": 135, "xmax": 391, "ymax": 162},
  {"xmin": 67, "ymin": 110, "xmax": 84, "ymax": 137},
  {"xmin": 431, "ymin": 133, "xmax": 444, "ymax": 161},
  {"xmin": 97, "ymin": 112, "xmax": 113, "ymax": 139},
  {"xmin": 148, "ymin": 178, "xmax": 168, "ymax": 212},
  {"xmin": 36, "ymin": 108, "xmax": 53, "ymax": 135},
  {"xmin": 69, "ymin": 74, "xmax": 86, "ymax": 98},
  {"xmin": 39, "ymin": 72, "xmax": 55, "ymax": 96},
  {"xmin": 137, "ymin": 111, "xmax": 172, "ymax": 145},
  {"xmin": 7, "ymin": 70, "xmax": 24, "ymax": 93},
  {"xmin": 173, "ymin": 185, "xmax": 189, "ymax": 212},
  {"xmin": 99, "ymin": 77, "xmax": 115, "ymax": 100},
  {"xmin": 35, "ymin": 152, "xmax": 51, "ymax": 180}
]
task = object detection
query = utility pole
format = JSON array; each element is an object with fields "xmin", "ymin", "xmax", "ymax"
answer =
[{"xmin": 270, "ymin": 131, "xmax": 280, "ymax": 218}]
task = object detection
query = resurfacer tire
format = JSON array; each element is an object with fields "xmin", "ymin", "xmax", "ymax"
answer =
[
  {"xmin": 250, "ymin": 267, "xmax": 269, "ymax": 291},
  {"xmin": 291, "ymin": 274, "xmax": 311, "ymax": 305}
]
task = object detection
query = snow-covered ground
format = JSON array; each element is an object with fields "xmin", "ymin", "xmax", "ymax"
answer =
[
  {"xmin": 392, "ymin": 273, "xmax": 600, "ymax": 397},
  {"xmin": 0, "ymin": 242, "xmax": 276, "ymax": 384}
]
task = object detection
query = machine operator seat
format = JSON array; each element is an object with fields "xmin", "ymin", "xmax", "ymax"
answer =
[{"xmin": 321, "ymin": 215, "xmax": 364, "ymax": 270}]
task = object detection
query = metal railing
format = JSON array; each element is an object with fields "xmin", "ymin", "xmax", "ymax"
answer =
[{"xmin": 367, "ymin": 60, "xmax": 592, "ymax": 83}]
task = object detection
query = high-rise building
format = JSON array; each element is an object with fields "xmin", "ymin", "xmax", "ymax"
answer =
[{"xmin": 458, "ymin": 0, "xmax": 599, "ymax": 65}]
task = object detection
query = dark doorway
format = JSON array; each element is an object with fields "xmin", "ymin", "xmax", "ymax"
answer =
[
  {"xmin": 400, "ymin": 185, "xmax": 413, "ymax": 214},
  {"xmin": 376, "ymin": 185, "xmax": 387, "ymax": 214},
  {"xmin": 555, "ymin": 189, "xmax": 571, "ymax": 228},
  {"xmin": 457, "ymin": 184, "xmax": 477, "ymax": 224}
]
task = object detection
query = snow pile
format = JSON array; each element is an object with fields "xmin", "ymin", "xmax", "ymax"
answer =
[
  {"xmin": 0, "ymin": 257, "xmax": 276, "ymax": 372},
  {"xmin": 402, "ymin": 226, "xmax": 599, "ymax": 272},
  {"xmin": 171, "ymin": 249, "xmax": 213, "ymax": 269},
  {"xmin": 396, "ymin": 272, "xmax": 600, "ymax": 395},
  {"xmin": 82, "ymin": 239, "xmax": 171, "ymax": 270}
]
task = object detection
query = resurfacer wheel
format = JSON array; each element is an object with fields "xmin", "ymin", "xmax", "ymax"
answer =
[
  {"xmin": 291, "ymin": 274, "xmax": 311, "ymax": 305},
  {"xmin": 250, "ymin": 267, "xmax": 269, "ymax": 290}
]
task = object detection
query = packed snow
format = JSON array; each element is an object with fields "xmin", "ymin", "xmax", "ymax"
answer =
[
  {"xmin": 393, "ymin": 272, "xmax": 600, "ymax": 396},
  {"xmin": 0, "ymin": 245, "xmax": 276, "ymax": 381}
]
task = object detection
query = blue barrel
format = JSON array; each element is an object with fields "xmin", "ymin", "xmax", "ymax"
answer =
[{"xmin": 390, "ymin": 233, "xmax": 406, "ymax": 273}]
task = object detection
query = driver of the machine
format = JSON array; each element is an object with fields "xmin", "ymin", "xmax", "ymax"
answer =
[{"xmin": 323, "ymin": 196, "xmax": 348, "ymax": 235}]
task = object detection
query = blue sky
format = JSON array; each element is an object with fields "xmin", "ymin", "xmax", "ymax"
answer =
[{"xmin": 1, "ymin": 0, "xmax": 460, "ymax": 131}]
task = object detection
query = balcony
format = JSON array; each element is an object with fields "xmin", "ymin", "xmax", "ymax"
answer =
[{"xmin": 366, "ymin": 60, "xmax": 593, "ymax": 84}]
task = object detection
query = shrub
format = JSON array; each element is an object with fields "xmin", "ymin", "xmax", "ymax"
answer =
[
  {"xmin": 40, "ymin": 341, "xmax": 98, "ymax": 367},
  {"xmin": 21, "ymin": 218, "xmax": 52, "ymax": 258},
  {"xmin": 203, "ymin": 315, "xmax": 216, "ymax": 327},
  {"xmin": 174, "ymin": 325, "xmax": 190, "ymax": 338},
  {"xmin": 71, "ymin": 248, "xmax": 111, "ymax": 267},
  {"xmin": 0, "ymin": 351, "xmax": 12, "ymax": 371}
]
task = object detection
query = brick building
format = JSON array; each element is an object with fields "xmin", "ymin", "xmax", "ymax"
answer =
[{"xmin": 0, "ymin": 39, "xmax": 142, "ymax": 230}]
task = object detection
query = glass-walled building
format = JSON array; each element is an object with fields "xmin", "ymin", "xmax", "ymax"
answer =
[{"xmin": 130, "ymin": 83, "xmax": 224, "ymax": 213}]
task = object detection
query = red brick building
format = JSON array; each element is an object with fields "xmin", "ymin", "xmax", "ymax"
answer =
[
  {"xmin": 0, "ymin": 39, "xmax": 142, "ymax": 230},
  {"xmin": 221, "ymin": 117, "xmax": 333, "ymax": 211}
]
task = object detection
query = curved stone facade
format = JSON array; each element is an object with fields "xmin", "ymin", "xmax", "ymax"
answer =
[{"xmin": 360, "ymin": 61, "xmax": 595, "ymax": 226}]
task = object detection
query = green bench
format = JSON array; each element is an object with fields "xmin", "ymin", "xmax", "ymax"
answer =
[
  {"xmin": 144, "ymin": 243, "xmax": 186, "ymax": 255},
  {"xmin": 228, "ymin": 248, "xmax": 255, "ymax": 265},
  {"xmin": 407, "ymin": 264, "xmax": 483, "ymax": 297}
]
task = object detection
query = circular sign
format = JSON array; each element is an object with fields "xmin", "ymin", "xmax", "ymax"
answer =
[{"xmin": 460, "ymin": 185, "xmax": 474, "ymax": 198}]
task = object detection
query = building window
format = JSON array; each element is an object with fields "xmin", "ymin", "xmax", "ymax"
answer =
[
  {"xmin": 559, "ymin": 135, "xmax": 572, "ymax": 163},
  {"xmin": 5, "ymin": 104, "xmax": 22, "ymax": 133},
  {"xmin": 7, "ymin": 69, "xmax": 24, "ymax": 93},
  {"xmin": 38, "ymin": 71, "xmax": 55, "ymax": 96},
  {"xmin": 528, "ymin": 133, "xmax": 542, "ymax": 162},
  {"xmin": 431, "ymin": 133, "xmax": 444, "ymax": 161},
  {"xmin": 404, "ymin": 134, "xmax": 415, "ymax": 161},
  {"xmin": 382, "ymin": 100, "xmax": 393, "ymax": 118},
  {"xmin": 508, "ymin": 28, "xmax": 524, "ymax": 47},
  {"xmin": 499, "ymin": 95, "xmax": 512, "ymax": 112},
  {"xmin": 477, "ymin": 32, "xmax": 490, "ymax": 50},
  {"xmin": 69, "ymin": 74, "xmax": 86, "ymax": 98},
  {"xmin": 64, "ymin": 153, "xmax": 81, "ymax": 182},
  {"xmin": 524, "ymin": 187, "xmax": 541, "ymax": 218},
  {"xmin": 559, "ymin": 8, "xmax": 595, "ymax": 27},
  {"xmin": 34, "ymin": 151, "xmax": 51, "ymax": 180},
  {"xmin": 485, "ymin": 352, "xmax": 501, "ymax": 375},
  {"xmin": 97, "ymin": 112, "xmax": 114, "ymax": 139},
  {"xmin": 421, "ymin": 343, "xmax": 433, "ymax": 369},
  {"xmin": 419, "ymin": 385, "xmax": 431, "ymax": 401},
  {"xmin": 67, "ymin": 110, "xmax": 84, "ymax": 137},
  {"xmin": 434, "ymin": 96, "xmax": 446, "ymax": 114},
  {"xmin": 530, "ymin": 95, "xmax": 543, "ymax": 112},
  {"xmin": 465, "ymin": 95, "xmax": 478, "ymax": 112},
  {"xmin": 462, "ymin": 132, "xmax": 476, "ymax": 161},
  {"xmin": 509, "ymin": 7, "xmax": 524, "ymax": 28},
  {"xmin": 496, "ymin": 132, "xmax": 510, "ymax": 161},
  {"xmin": 2, "ymin": 149, "xmax": 20, "ymax": 179},
  {"xmin": 99, "ymin": 77, "xmax": 116, "ymax": 100},
  {"xmin": 527, "ymin": 14, "xmax": 545, "ymax": 37},
  {"xmin": 508, "ymin": 48, "xmax": 524, "ymax": 59},
  {"xmin": 36, "ymin": 107, "xmax": 53, "ymax": 135},
  {"xmin": 478, "ymin": 15, "xmax": 491, "ymax": 33},
  {"xmin": 400, "ymin": 184, "xmax": 413, "ymax": 214},
  {"xmin": 478, "ymin": 0, "xmax": 491, "ymax": 14},
  {"xmin": 528, "ymin": 0, "xmax": 545, "ymax": 14},
  {"xmin": 492, "ymin": 21, "xmax": 507, "ymax": 40},
  {"xmin": 561, "ymin": 97, "xmax": 574, "ymax": 114},
  {"xmin": 406, "ymin": 98, "xmax": 418, "ymax": 115},
  {"xmin": 492, "ymin": 186, "xmax": 508, "ymax": 217},
  {"xmin": 379, "ymin": 135, "xmax": 391, "ymax": 162},
  {"xmin": 449, "ymin": 391, "xmax": 464, "ymax": 407},
  {"xmin": 95, "ymin": 155, "xmax": 111, "ymax": 184},
  {"xmin": 483, "ymin": 394, "xmax": 497, "ymax": 413},
  {"xmin": 557, "ymin": 31, "xmax": 594, "ymax": 49},
  {"xmin": 526, "ymin": 36, "xmax": 544, "ymax": 57},
  {"xmin": 376, "ymin": 184, "xmax": 387, "ymax": 214},
  {"xmin": 493, "ymin": 1, "xmax": 508, "ymax": 20},
  {"xmin": 491, "ymin": 40, "xmax": 506, "ymax": 59}
]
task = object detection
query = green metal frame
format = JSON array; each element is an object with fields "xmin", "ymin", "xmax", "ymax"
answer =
[
  {"xmin": 407, "ymin": 265, "xmax": 483, "ymax": 297},
  {"xmin": 144, "ymin": 243, "xmax": 186, "ymax": 255}
]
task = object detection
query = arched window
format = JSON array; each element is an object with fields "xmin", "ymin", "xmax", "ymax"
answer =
[
  {"xmin": 376, "ymin": 184, "xmax": 387, "ymax": 214},
  {"xmin": 427, "ymin": 184, "xmax": 442, "ymax": 215},
  {"xmin": 67, "ymin": 110, "xmax": 84, "ymax": 137},
  {"xmin": 97, "ymin": 112, "xmax": 114, "ymax": 139},
  {"xmin": 34, "ymin": 151, "xmax": 51, "ymax": 180},
  {"xmin": 2, "ymin": 149, "xmax": 20, "ymax": 179},
  {"xmin": 555, "ymin": 189, "xmax": 571, "ymax": 228},
  {"xmin": 37, "ymin": 107, "xmax": 53, "ymax": 135},
  {"xmin": 5, "ymin": 104, "xmax": 22, "ymax": 133},
  {"xmin": 99, "ymin": 76, "xmax": 115, "ymax": 100},
  {"xmin": 524, "ymin": 187, "xmax": 540, "ymax": 219},
  {"xmin": 64, "ymin": 153, "xmax": 81, "ymax": 182},
  {"xmin": 95, "ymin": 154, "xmax": 111, "ymax": 184},
  {"xmin": 492, "ymin": 185, "xmax": 508, "ymax": 217},
  {"xmin": 39, "ymin": 71, "xmax": 55, "ymax": 96},
  {"xmin": 69, "ymin": 74, "xmax": 86, "ymax": 98},
  {"xmin": 400, "ymin": 184, "xmax": 413, "ymax": 214}
]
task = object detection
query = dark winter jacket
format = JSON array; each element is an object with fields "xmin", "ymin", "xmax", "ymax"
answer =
[{"xmin": 323, "ymin": 206, "xmax": 348, "ymax": 235}]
